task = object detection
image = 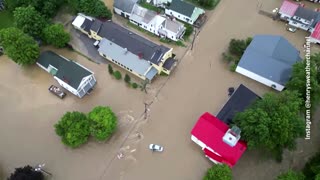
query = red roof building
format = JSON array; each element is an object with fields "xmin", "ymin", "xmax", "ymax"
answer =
[
  {"xmin": 279, "ymin": 0, "xmax": 299, "ymax": 19},
  {"xmin": 191, "ymin": 112, "xmax": 247, "ymax": 167},
  {"xmin": 310, "ymin": 22, "xmax": 320, "ymax": 43}
]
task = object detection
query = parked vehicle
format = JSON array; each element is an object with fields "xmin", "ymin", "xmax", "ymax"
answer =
[
  {"xmin": 49, "ymin": 85, "xmax": 66, "ymax": 99},
  {"xmin": 286, "ymin": 26, "xmax": 297, "ymax": 32},
  {"xmin": 149, "ymin": 144, "xmax": 164, "ymax": 152}
]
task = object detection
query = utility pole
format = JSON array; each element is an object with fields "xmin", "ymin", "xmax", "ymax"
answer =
[{"xmin": 140, "ymin": 79, "xmax": 149, "ymax": 94}]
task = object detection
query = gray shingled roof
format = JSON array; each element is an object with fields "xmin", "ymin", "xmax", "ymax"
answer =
[
  {"xmin": 37, "ymin": 51, "xmax": 92, "ymax": 89},
  {"xmin": 238, "ymin": 35, "xmax": 301, "ymax": 85},
  {"xmin": 294, "ymin": 6, "xmax": 320, "ymax": 22},
  {"xmin": 97, "ymin": 38, "xmax": 156, "ymax": 80},
  {"xmin": 216, "ymin": 84, "xmax": 261, "ymax": 125},
  {"xmin": 167, "ymin": 0, "xmax": 195, "ymax": 17},
  {"xmin": 94, "ymin": 20, "xmax": 170, "ymax": 65},
  {"xmin": 114, "ymin": 0, "xmax": 138, "ymax": 14}
]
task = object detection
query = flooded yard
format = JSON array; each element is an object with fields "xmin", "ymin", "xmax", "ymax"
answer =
[{"xmin": 1, "ymin": 0, "xmax": 320, "ymax": 180}]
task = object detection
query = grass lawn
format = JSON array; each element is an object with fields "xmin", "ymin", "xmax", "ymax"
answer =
[
  {"xmin": 186, "ymin": 0, "xmax": 220, "ymax": 10},
  {"xmin": 0, "ymin": 10, "xmax": 14, "ymax": 29}
]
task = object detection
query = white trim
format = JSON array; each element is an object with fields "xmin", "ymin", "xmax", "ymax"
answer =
[{"xmin": 236, "ymin": 66, "xmax": 284, "ymax": 91}]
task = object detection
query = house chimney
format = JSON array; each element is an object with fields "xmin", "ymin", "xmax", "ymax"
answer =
[
  {"xmin": 124, "ymin": 48, "xmax": 128, "ymax": 54},
  {"xmin": 222, "ymin": 126, "xmax": 241, "ymax": 147},
  {"xmin": 138, "ymin": 52, "xmax": 143, "ymax": 59}
]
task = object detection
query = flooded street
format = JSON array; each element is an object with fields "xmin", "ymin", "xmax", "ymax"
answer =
[{"xmin": 1, "ymin": 0, "xmax": 320, "ymax": 180}]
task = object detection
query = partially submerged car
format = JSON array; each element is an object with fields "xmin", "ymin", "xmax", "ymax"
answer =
[
  {"xmin": 149, "ymin": 144, "xmax": 164, "ymax": 152},
  {"xmin": 49, "ymin": 85, "xmax": 66, "ymax": 99}
]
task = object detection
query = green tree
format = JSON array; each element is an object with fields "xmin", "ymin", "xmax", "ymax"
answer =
[
  {"xmin": 13, "ymin": 6, "xmax": 47, "ymax": 38},
  {"xmin": 203, "ymin": 164, "xmax": 232, "ymax": 180},
  {"xmin": 303, "ymin": 152, "xmax": 320, "ymax": 180},
  {"xmin": 0, "ymin": 27, "xmax": 40, "ymax": 65},
  {"xmin": 228, "ymin": 37, "xmax": 252, "ymax": 57},
  {"xmin": 277, "ymin": 169, "xmax": 305, "ymax": 180},
  {"xmin": 287, "ymin": 53, "xmax": 320, "ymax": 110},
  {"xmin": 5, "ymin": 0, "xmax": 64, "ymax": 18},
  {"xmin": 54, "ymin": 111, "xmax": 90, "ymax": 148},
  {"xmin": 234, "ymin": 91, "xmax": 305, "ymax": 160},
  {"xmin": 43, "ymin": 24, "xmax": 70, "ymax": 48},
  {"xmin": 68, "ymin": 0, "xmax": 112, "ymax": 19},
  {"xmin": 88, "ymin": 106, "xmax": 117, "ymax": 141}
]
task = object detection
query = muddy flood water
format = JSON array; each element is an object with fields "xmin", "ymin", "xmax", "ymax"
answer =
[{"xmin": 1, "ymin": 0, "xmax": 320, "ymax": 180}]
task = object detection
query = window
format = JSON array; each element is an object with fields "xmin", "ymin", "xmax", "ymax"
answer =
[
  {"xmin": 186, "ymin": 18, "xmax": 189, "ymax": 22},
  {"xmin": 103, "ymin": 54, "xmax": 106, "ymax": 58},
  {"xmin": 178, "ymin": 15, "xmax": 180, "ymax": 17}
]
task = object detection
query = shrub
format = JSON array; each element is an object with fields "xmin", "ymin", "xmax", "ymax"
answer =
[
  {"xmin": 108, "ymin": 64, "xmax": 113, "ymax": 74},
  {"xmin": 183, "ymin": 24, "xmax": 194, "ymax": 40},
  {"xmin": 132, "ymin": 83, "xmax": 138, "ymax": 89},
  {"xmin": 88, "ymin": 106, "xmax": 117, "ymax": 141},
  {"xmin": 124, "ymin": 74, "xmax": 131, "ymax": 83},
  {"xmin": 54, "ymin": 111, "xmax": 90, "ymax": 148},
  {"xmin": 277, "ymin": 169, "xmax": 305, "ymax": 180},
  {"xmin": 203, "ymin": 164, "xmax": 232, "ymax": 180},
  {"xmin": 113, "ymin": 71, "xmax": 122, "ymax": 80},
  {"xmin": 229, "ymin": 63, "xmax": 237, "ymax": 72}
]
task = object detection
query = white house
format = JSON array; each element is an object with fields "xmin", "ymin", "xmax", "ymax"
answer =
[
  {"xmin": 130, "ymin": 4, "xmax": 185, "ymax": 41},
  {"xmin": 278, "ymin": 0, "xmax": 299, "ymax": 20},
  {"xmin": 236, "ymin": 35, "xmax": 301, "ymax": 91},
  {"xmin": 113, "ymin": 0, "xmax": 138, "ymax": 18},
  {"xmin": 146, "ymin": 0, "xmax": 171, "ymax": 8},
  {"xmin": 165, "ymin": 0, "xmax": 205, "ymax": 25},
  {"xmin": 37, "ymin": 51, "xmax": 96, "ymax": 98}
]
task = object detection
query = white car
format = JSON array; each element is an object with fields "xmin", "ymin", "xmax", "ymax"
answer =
[
  {"xmin": 149, "ymin": 144, "xmax": 164, "ymax": 152},
  {"xmin": 287, "ymin": 26, "xmax": 297, "ymax": 33}
]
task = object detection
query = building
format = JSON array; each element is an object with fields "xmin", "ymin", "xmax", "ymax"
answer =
[
  {"xmin": 310, "ymin": 22, "xmax": 320, "ymax": 44},
  {"xmin": 278, "ymin": 0, "xmax": 299, "ymax": 20},
  {"xmin": 72, "ymin": 14, "xmax": 177, "ymax": 81},
  {"xmin": 216, "ymin": 84, "xmax": 261, "ymax": 125},
  {"xmin": 129, "ymin": 4, "xmax": 185, "ymax": 41},
  {"xmin": 113, "ymin": 0, "xmax": 138, "ymax": 18},
  {"xmin": 288, "ymin": 6, "xmax": 320, "ymax": 31},
  {"xmin": 165, "ymin": 0, "xmax": 205, "ymax": 25},
  {"xmin": 191, "ymin": 112, "xmax": 247, "ymax": 167},
  {"xmin": 236, "ymin": 35, "xmax": 301, "ymax": 91},
  {"xmin": 146, "ymin": 0, "xmax": 172, "ymax": 8},
  {"xmin": 37, "ymin": 51, "xmax": 96, "ymax": 98}
]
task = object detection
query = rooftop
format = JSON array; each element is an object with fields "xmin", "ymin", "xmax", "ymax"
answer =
[
  {"xmin": 94, "ymin": 20, "xmax": 171, "ymax": 65},
  {"xmin": 191, "ymin": 112, "xmax": 247, "ymax": 167},
  {"xmin": 167, "ymin": 0, "xmax": 195, "ymax": 17},
  {"xmin": 114, "ymin": 0, "xmax": 139, "ymax": 14},
  {"xmin": 294, "ymin": 6, "xmax": 320, "ymax": 22},
  {"xmin": 311, "ymin": 22, "xmax": 320, "ymax": 40},
  {"xmin": 97, "ymin": 38, "xmax": 157, "ymax": 81},
  {"xmin": 279, "ymin": 0, "xmax": 299, "ymax": 16},
  {"xmin": 238, "ymin": 35, "xmax": 301, "ymax": 85},
  {"xmin": 37, "ymin": 51, "xmax": 93, "ymax": 89},
  {"xmin": 216, "ymin": 84, "xmax": 261, "ymax": 125}
]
